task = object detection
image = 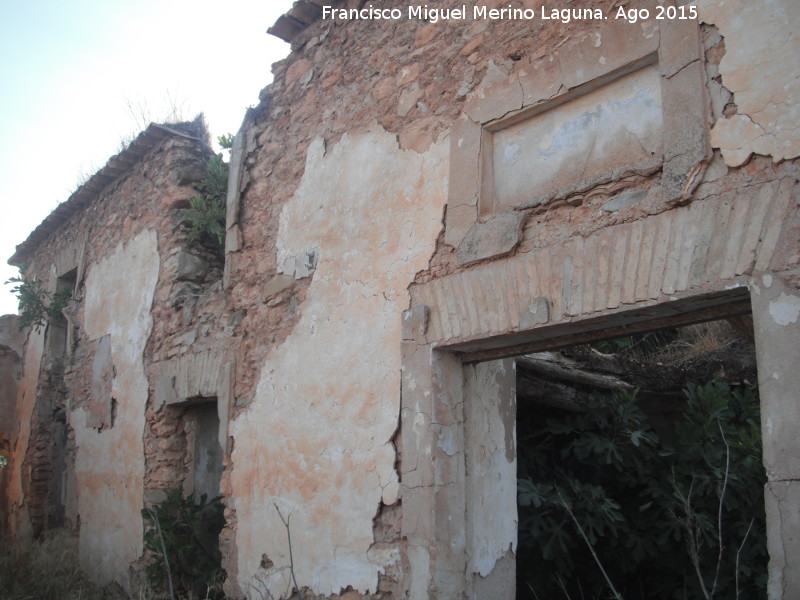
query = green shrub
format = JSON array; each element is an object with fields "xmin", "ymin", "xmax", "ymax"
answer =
[
  {"xmin": 517, "ymin": 380, "xmax": 766, "ymax": 599},
  {"xmin": 185, "ymin": 153, "xmax": 228, "ymax": 260},
  {"xmin": 142, "ymin": 489, "xmax": 226, "ymax": 599}
]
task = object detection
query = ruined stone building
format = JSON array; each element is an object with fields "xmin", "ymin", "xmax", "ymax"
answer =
[{"xmin": 1, "ymin": 0, "xmax": 799, "ymax": 598}]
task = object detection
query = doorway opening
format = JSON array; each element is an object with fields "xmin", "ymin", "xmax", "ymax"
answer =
[
  {"xmin": 514, "ymin": 318, "xmax": 767, "ymax": 599},
  {"xmin": 143, "ymin": 397, "xmax": 226, "ymax": 597}
]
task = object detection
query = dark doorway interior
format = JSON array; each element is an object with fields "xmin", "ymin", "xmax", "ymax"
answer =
[{"xmin": 515, "ymin": 318, "xmax": 767, "ymax": 600}]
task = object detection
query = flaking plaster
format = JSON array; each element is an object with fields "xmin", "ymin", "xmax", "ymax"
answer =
[
  {"xmin": 700, "ymin": 0, "xmax": 800, "ymax": 166},
  {"xmin": 74, "ymin": 229, "xmax": 159, "ymax": 590},
  {"xmin": 6, "ymin": 328, "xmax": 45, "ymax": 542},
  {"xmin": 464, "ymin": 360, "xmax": 517, "ymax": 579},
  {"xmin": 230, "ymin": 126, "xmax": 448, "ymax": 596}
]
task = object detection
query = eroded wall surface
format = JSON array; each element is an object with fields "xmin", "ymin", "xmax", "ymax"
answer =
[
  {"xmin": 700, "ymin": 0, "xmax": 800, "ymax": 166},
  {"xmin": 0, "ymin": 315, "xmax": 23, "ymax": 450},
  {"xmin": 5, "ymin": 0, "xmax": 799, "ymax": 598},
  {"xmin": 463, "ymin": 360, "xmax": 516, "ymax": 581},
  {"xmin": 74, "ymin": 229, "xmax": 159, "ymax": 590},
  {"xmin": 5, "ymin": 327, "xmax": 44, "ymax": 542},
  {"xmin": 229, "ymin": 127, "xmax": 447, "ymax": 597}
]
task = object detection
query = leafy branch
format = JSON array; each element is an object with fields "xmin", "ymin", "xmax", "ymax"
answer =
[
  {"xmin": 141, "ymin": 489, "xmax": 225, "ymax": 599},
  {"xmin": 6, "ymin": 267, "xmax": 71, "ymax": 331},
  {"xmin": 185, "ymin": 148, "xmax": 230, "ymax": 260},
  {"xmin": 517, "ymin": 380, "xmax": 766, "ymax": 599}
]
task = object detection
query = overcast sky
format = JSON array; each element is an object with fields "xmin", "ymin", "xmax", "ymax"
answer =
[{"xmin": 0, "ymin": 0, "xmax": 295, "ymax": 315}]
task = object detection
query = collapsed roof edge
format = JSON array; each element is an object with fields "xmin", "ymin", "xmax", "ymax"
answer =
[{"xmin": 9, "ymin": 121, "xmax": 206, "ymax": 267}]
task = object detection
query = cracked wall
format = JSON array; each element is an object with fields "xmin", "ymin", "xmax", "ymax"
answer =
[
  {"xmin": 4, "ymin": 1, "xmax": 800, "ymax": 598},
  {"xmin": 0, "ymin": 315, "xmax": 22, "ymax": 538},
  {"xmin": 4, "ymin": 326, "xmax": 44, "ymax": 543},
  {"xmin": 699, "ymin": 0, "xmax": 800, "ymax": 166},
  {"xmin": 464, "ymin": 359, "xmax": 516, "ymax": 598},
  {"xmin": 72, "ymin": 229, "xmax": 159, "ymax": 590},
  {"xmin": 4, "ymin": 122, "xmax": 213, "ymax": 592},
  {"xmin": 751, "ymin": 274, "xmax": 800, "ymax": 599},
  {"xmin": 229, "ymin": 126, "xmax": 447, "ymax": 597},
  {"xmin": 491, "ymin": 63, "xmax": 663, "ymax": 209}
]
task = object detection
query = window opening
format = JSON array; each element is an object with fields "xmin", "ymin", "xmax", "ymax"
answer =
[{"xmin": 47, "ymin": 268, "xmax": 77, "ymax": 360}]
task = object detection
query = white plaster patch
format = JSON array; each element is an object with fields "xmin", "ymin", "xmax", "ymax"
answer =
[
  {"xmin": 699, "ymin": 0, "xmax": 800, "ymax": 165},
  {"xmin": 768, "ymin": 292, "xmax": 800, "ymax": 326},
  {"xmin": 231, "ymin": 127, "xmax": 448, "ymax": 596},
  {"xmin": 464, "ymin": 361, "xmax": 517, "ymax": 578},
  {"xmin": 76, "ymin": 229, "xmax": 159, "ymax": 591},
  {"xmin": 438, "ymin": 425, "xmax": 458, "ymax": 456},
  {"xmin": 763, "ymin": 273, "xmax": 774, "ymax": 288}
]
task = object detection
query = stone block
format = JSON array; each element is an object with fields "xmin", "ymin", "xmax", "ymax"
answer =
[
  {"xmin": 602, "ymin": 189, "xmax": 646, "ymax": 212},
  {"xmin": 751, "ymin": 275, "xmax": 800, "ymax": 480},
  {"xmin": 168, "ymin": 251, "xmax": 209, "ymax": 283},
  {"xmin": 285, "ymin": 58, "xmax": 313, "ymax": 87},
  {"xmin": 658, "ymin": 17, "xmax": 702, "ymax": 79},
  {"xmin": 456, "ymin": 210, "xmax": 525, "ymax": 266},
  {"xmin": 463, "ymin": 75, "xmax": 523, "ymax": 124},
  {"xmin": 155, "ymin": 374, "xmax": 178, "ymax": 408},
  {"xmin": 402, "ymin": 305, "xmax": 429, "ymax": 342},
  {"xmin": 519, "ymin": 297, "xmax": 549, "ymax": 330},
  {"xmin": 661, "ymin": 61, "xmax": 711, "ymax": 201}
]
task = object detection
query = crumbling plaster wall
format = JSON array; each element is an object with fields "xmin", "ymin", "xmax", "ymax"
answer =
[
  {"xmin": 74, "ymin": 228, "xmax": 159, "ymax": 590},
  {"xmin": 220, "ymin": 0, "xmax": 800, "ymax": 597},
  {"xmin": 229, "ymin": 127, "xmax": 448, "ymax": 597},
  {"xmin": 393, "ymin": 0, "xmax": 800, "ymax": 595},
  {"xmin": 4, "ymin": 326, "xmax": 44, "ymax": 543},
  {"xmin": 220, "ymin": 5, "xmax": 640, "ymax": 597},
  {"xmin": 5, "ymin": 0, "xmax": 799, "ymax": 596},
  {"xmin": 0, "ymin": 315, "xmax": 23, "ymax": 453},
  {"xmin": 0, "ymin": 315, "xmax": 23, "ymax": 537},
  {"xmin": 699, "ymin": 0, "xmax": 800, "ymax": 167},
  {"xmin": 5, "ymin": 124, "xmax": 215, "ymax": 590},
  {"xmin": 463, "ymin": 359, "xmax": 516, "ymax": 586}
]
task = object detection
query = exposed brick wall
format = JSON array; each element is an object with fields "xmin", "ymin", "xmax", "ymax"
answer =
[
  {"xmin": 223, "ymin": 0, "xmax": 628, "ymax": 404},
  {"xmin": 7, "ymin": 121, "xmax": 216, "ymax": 559},
  {"xmin": 6, "ymin": 0, "xmax": 799, "ymax": 597}
]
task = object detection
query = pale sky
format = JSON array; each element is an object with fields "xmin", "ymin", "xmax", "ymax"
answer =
[{"xmin": 0, "ymin": 0, "xmax": 295, "ymax": 315}]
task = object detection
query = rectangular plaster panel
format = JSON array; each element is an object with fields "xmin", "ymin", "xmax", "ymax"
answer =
[
  {"xmin": 230, "ymin": 126, "xmax": 448, "ymax": 598},
  {"xmin": 74, "ymin": 229, "xmax": 160, "ymax": 592},
  {"xmin": 87, "ymin": 335, "xmax": 113, "ymax": 430},
  {"xmin": 488, "ymin": 65, "xmax": 662, "ymax": 212}
]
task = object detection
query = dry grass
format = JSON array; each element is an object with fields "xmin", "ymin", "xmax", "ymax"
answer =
[
  {"xmin": 654, "ymin": 321, "xmax": 741, "ymax": 366},
  {"xmin": 0, "ymin": 530, "xmax": 214, "ymax": 599},
  {"xmin": 0, "ymin": 529, "xmax": 111, "ymax": 600}
]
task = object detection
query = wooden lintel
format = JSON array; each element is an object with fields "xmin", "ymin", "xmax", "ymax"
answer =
[{"xmin": 461, "ymin": 297, "xmax": 752, "ymax": 364}]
